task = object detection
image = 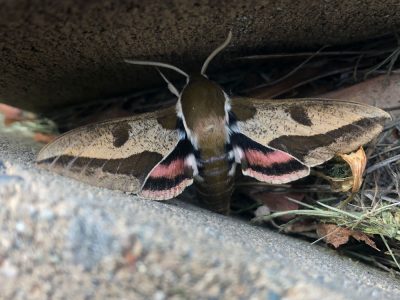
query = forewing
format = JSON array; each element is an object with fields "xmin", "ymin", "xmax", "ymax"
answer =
[
  {"xmin": 36, "ymin": 106, "xmax": 179, "ymax": 193},
  {"xmin": 231, "ymin": 98, "xmax": 391, "ymax": 166}
]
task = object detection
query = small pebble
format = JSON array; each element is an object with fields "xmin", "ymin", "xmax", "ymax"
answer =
[
  {"xmin": 254, "ymin": 205, "xmax": 271, "ymax": 217},
  {"xmin": 0, "ymin": 260, "xmax": 18, "ymax": 278},
  {"xmin": 153, "ymin": 290, "xmax": 166, "ymax": 300},
  {"xmin": 15, "ymin": 222, "xmax": 26, "ymax": 233}
]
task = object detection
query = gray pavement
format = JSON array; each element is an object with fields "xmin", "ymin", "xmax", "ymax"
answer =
[{"xmin": 0, "ymin": 131, "xmax": 399, "ymax": 299}]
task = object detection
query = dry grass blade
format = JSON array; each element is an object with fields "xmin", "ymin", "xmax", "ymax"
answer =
[{"xmin": 366, "ymin": 154, "xmax": 400, "ymax": 174}]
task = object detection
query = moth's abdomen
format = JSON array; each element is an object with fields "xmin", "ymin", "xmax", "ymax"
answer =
[{"xmin": 194, "ymin": 152, "xmax": 235, "ymax": 214}]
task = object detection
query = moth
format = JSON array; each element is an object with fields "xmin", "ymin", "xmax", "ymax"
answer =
[{"xmin": 36, "ymin": 32, "xmax": 390, "ymax": 214}]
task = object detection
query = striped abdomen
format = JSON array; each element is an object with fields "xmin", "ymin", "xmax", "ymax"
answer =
[{"xmin": 194, "ymin": 149, "xmax": 235, "ymax": 214}]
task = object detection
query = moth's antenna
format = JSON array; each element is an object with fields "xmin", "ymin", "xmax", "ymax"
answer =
[
  {"xmin": 156, "ymin": 67, "xmax": 180, "ymax": 97},
  {"xmin": 201, "ymin": 31, "xmax": 232, "ymax": 76},
  {"xmin": 124, "ymin": 59, "xmax": 189, "ymax": 80}
]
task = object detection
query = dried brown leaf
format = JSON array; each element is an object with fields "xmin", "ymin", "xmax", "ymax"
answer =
[
  {"xmin": 250, "ymin": 192, "xmax": 304, "ymax": 221},
  {"xmin": 252, "ymin": 192, "xmax": 303, "ymax": 210},
  {"xmin": 0, "ymin": 103, "xmax": 37, "ymax": 126},
  {"xmin": 33, "ymin": 133, "xmax": 57, "ymax": 144},
  {"xmin": 322, "ymin": 72, "xmax": 400, "ymax": 117},
  {"xmin": 316, "ymin": 224, "xmax": 379, "ymax": 250},
  {"xmin": 0, "ymin": 103, "xmax": 23, "ymax": 125},
  {"xmin": 339, "ymin": 147, "xmax": 367, "ymax": 193}
]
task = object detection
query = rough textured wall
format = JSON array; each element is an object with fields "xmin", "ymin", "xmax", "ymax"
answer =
[{"xmin": 0, "ymin": 0, "xmax": 399, "ymax": 111}]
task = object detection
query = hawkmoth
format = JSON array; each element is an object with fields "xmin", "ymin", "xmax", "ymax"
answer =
[{"xmin": 36, "ymin": 32, "xmax": 390, "ymax": 214}]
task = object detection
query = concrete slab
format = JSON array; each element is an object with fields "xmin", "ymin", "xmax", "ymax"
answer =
[{"xmin": 0, "ymin": 130, "xmax": 399, "ymax": 299}]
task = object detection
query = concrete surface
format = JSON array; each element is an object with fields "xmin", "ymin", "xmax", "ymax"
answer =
[
  {"xmin": 1, "ymin": 0, "xmax": 400, "ymax": 112},
  {"xmin": 1, "ymin": 130, "xmax": 400, "ymax": 299}
]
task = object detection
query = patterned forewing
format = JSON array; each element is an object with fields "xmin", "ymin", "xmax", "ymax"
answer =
[
  {"xmin": 36, "ymin": 107, "xmax": 179, "ymax": 192},
  {"xmin": 232, "ymin": 98, "xmax": 390, "ymax": 166}
]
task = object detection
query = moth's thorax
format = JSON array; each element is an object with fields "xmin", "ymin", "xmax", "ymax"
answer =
[
  {"xmin": 193, "ymin": 115, "xmax": 226, "ymax": 150},
  {"xmin": 179, "ymin": 74, "xmax": 229, "ymax": 149}
]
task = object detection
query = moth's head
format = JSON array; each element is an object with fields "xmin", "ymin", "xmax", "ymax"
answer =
[
  {"xmin": 124, "ymin": 31, "xmax": 232, "ymax": 97},
  {"xmin": 124, "ymin": 32, "xmax": 233, "ymax": 148},
  {"xmin": 179, "ymin": 73, "xmax": 228, "ymax": 149},
  {"xmin": 180, "ymin": 73, "xmax": 226, "ymax": 119}
]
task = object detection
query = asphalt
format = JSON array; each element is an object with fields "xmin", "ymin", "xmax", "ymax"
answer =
[{"xmin": 1, "ymin": 130, "xmax": 399, "ymax": 299}]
